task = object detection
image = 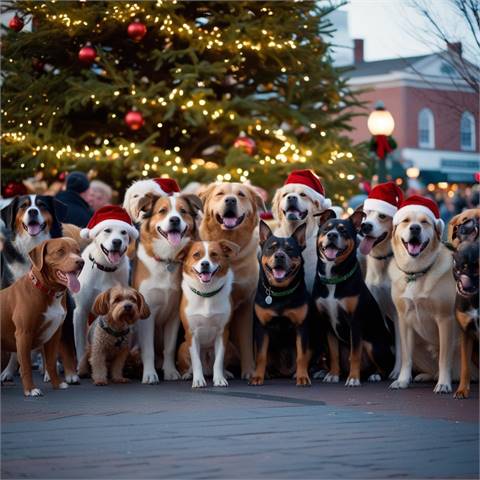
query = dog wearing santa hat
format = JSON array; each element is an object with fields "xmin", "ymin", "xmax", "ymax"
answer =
[
  {"xmin": 271, "ymin": 169, "xmax": 332, "ymax": 293},
  {"xmin": 73, "ymin": 205, "xmax": 139, "ymax": 363},
  {"xmin": 359, "ymin": 182, "xmax": 403, "ymax": 379},
  {"xmin": 388, "ymin": 195, "xmax": 466, "ymax": 394},
  {"xmin": 123, "ymin": 177, "xmax": 180, "ymax": 223}
]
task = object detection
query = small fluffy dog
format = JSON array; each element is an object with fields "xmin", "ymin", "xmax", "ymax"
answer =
[
  {"xmin": 389, "ymin": 196, "xmax": 459, "ymax": 393},
  {"xmin": 78, "ymin": 286, "xmax": 150, "ymax": 385},
  {"xmin": 177, "ymin": 240, "xmax": 238, "ymax": 388},
  {"xmin": 271, "ymin": 170, "xmax": 332, "ymax": 293},
  {"xmin": 73, "ymin": 206, "xmax": 139, "ymax": 362}
]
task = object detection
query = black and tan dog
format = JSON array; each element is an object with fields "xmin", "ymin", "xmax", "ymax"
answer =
[
  {"xmin": 312, "ymin": 209, "xmax": 394, "ymax": 386},
  {"xmin": 452, "ymin": 242, "xmax": 479, "ymax": 399},
  {"xmin": 250, "ymin": 221, "xmax": 312, "ymax": 386}
]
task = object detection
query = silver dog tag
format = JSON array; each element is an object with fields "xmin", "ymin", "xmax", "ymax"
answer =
[
  {"xmin": 167, "ymin": 262, "xmax": 175, "ymax": 272},
  {"xmin": 265, "ymin": 295, "xmax": 272, "ymax": 305}
]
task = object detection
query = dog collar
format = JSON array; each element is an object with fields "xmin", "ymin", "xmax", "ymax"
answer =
[
  {"xmin": 370, "ymin": 251, "xmax": 393, "ymax": 261},
  {"xmin": 318, "ymin": 263, "xmax": 358, "ymax": 285},
  {"xmin": 99, "ymin": 318, "xmax": 130, "ymax": 347},
  {"xmin": 262, "ymin": 281, "xmax": 300, "ymax": 305},
  {"xmin": 29, "ymin": 270, "xmax": 65, "ymax": 299},
  {"xmin": 154, "ymin": 257, "xmax": 181, "ymax": 272},
  {"xmin": 89, "ymin": 254, "xmax": 118, "ymax": 272},
  {"xmin": 396, "ymin": 261, "xmax": 434, "ymax": 283},
  {"xmin": 189, "ymin": 284, "xmax": 224, "ymax": 298}
]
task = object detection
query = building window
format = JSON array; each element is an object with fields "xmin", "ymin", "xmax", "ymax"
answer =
[
  {"xmin": 418, "ymin": 108, "xmax": 435, "ymax": 149},
  {"xmin": 460, "ymin": 111, "xmax": 475, "ymax": 151}
]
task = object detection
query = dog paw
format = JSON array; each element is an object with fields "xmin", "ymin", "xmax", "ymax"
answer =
[
  {"xmin": 24, "ymin": 388, "xmax": 43, "ymax": 397},
  {"xmin": 58, "ymin": 382, "xmax": 69, "ymax": 390},
  {"xmin": 142, "ymin": 371, "xmax": 159, "ymax": 384},
  {"xmin": 94, "ymin": 380, "xmax": 108, "ymax": 386},
  {"xmin": 389, "ymin": 379, "xmax": 409, "ymax": 389},
  {"xmin": 249, "ymin": 376, "xmax": 264, "ymax": 386},
  {"xmin": 43, "ymin": 371, "xmax": 51, "ymax": 383},
  {"xmin": 323, "ymin": 373, "xmax": 339, "ymax": 383},
  {"xmin": 181, "ymin": 371, "xmax": 193, "ymax": 380},
  {"xmin": 414, "ymin": 373, "xmax": 433, "ymax": 383},
  {"xmin": 225, "ymin": 370, "xmax": 235, "ymax": 379},
  {"xmin": 368, "ymin": 374, "xmax": 381, "ymax": 383},
  {"xmin": 112, "ymin": 377, "xmax": 130, "ymax": 384},
  {"xmin": 454, "ymin": 388, "xmax": 469, "ymax": 399},
  {"xmin": 65, "ymin": 374, "xmax": 80, "ymax": 385},
  {"xmin": 388, "ymin": 369, "xmax": 400, "ymax": 380},
  {"xmin": 213, "ymin": 376, "xmax": 229, "ymax": 387},
  {"xmin": 345, "ymin": 377, "xmax": 361, "ymax": 387},
  {"xmin": 163, "ymin": 368, "xmax": 181, "ymax": 381},
  {"xmin": 296, "ymin": 375, "xmax": 311, "ymax": 387},
  {"xmin": 313, "ymin": 369, "xmax": 327, "ymax": 380},
  {"xmin": 192, "ymin": 376, "xmax": 207, "ymax": 388},
  {"xmin": 0, "ymin": 371, "xmax": 15, "ymax": 383},
  {"xmin": 433, "ymin": 382, "xmax": 452, "ymax": 394},
  {"xmin": 241, "ymin": 369, "xmax": 253, "ymax": 380}
]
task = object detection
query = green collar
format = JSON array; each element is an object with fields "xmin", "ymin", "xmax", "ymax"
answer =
[
  {"xmin": 318, "ymin": 263, "xmax": 358, "ymax": 285},
  {"xmin": 190, "ymin": 284, "xmax": 224, "ymax": 298},
  {"xmin": 396, "ymin": 261, "xmax": 434, "ymax": 283},
  {"xmin": 263, "ymin": 281, "xmax": 300, "ymax": 297}
]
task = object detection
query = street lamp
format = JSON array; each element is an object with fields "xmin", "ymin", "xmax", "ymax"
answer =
[{"xmin": 368, "ymin": 101, "xmax": 396, "ymax": 183}]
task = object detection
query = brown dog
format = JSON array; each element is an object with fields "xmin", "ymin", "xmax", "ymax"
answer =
[
  {"xmin": 448, "ymin": 208, "xmax": 479, "ymax": 249},
  {"xmin": 78, "ymin": 286, "xmax": 150, "ymax": 385},
  {"xmin": 199, "ymin": 183, "xmax": 265, "ymax": 379},
  {"xmin": 0, "ymin": 238, "xmax": 84, "ymax": 396}
]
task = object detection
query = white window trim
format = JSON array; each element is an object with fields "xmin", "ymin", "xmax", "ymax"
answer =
[
  {"xmin": 418, "ymin": 108, "xmax": 435, "ymax": 149},
  {"xmin": 460, "ymin": 111, "xmax": 476, "ymax": 152}
]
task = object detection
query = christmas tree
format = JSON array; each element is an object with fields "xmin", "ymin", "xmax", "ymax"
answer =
[{"xmin": 1, "ymin": 1, "xmax": 368, "ymax": 203}]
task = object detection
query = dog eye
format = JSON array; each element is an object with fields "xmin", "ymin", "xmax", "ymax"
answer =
[
  {"xmin": 159, "ymin": 208, "xmax": 167, "ymax": 214},
  {"xmin": 216, "ymin": 191, "xmax": 224, "ymax": 197},
  {"xmin": 378, "ymin": 214, "xmax": 386, "ymax": 220},
  {"xmin": 402, "ymin": 218, "xmax": 410, "ymax": 223},
  {"xmin": 420, "ymin": 220, "xmax": 428, "ymax": 225},
  {"xmin": 211, "ymin": 252, "xmax": 218, "ymax": 258},
  {"xmin": 133, "ymin": 194, "xmax": 139, "ymax": 198},
  {"xmin": 238, "ymin": 191, "xmax": 246, "ymax": 198},
  {"xmin": 121, "ymin": 230, "xmax": 127, "ymax": 235},
  {"xmin": 180, "ymin": 208, "xmax": 187, "ymax": 214},
  {"xmin": 300, "ymin": 193, "xmax": 306, "ymax": 197},
  {"xmin": 57, "ymin": 248, "xmax": 65, "ymax": 255},
  {"xmin": 193, "ymin": 252, "xmax": 201, "ymax": 259},
  {"xmin": 104, "ymin": 228, "xmax": 112, "ymax": 233}
]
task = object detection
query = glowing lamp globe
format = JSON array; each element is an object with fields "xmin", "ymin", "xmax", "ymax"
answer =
[
  {"xmin": 367, "ymin": 101, "xmax": 395, "ymax": 136},
  {"xmin": 406, "ymin": 167, "xmax": 420, "ymax": 179}
]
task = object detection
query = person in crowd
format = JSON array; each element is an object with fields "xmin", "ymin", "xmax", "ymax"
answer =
[{"xmin": 88, "ymin": 179, "xmax": 113, "ymax": 211}]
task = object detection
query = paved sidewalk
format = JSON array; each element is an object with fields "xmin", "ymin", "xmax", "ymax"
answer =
[{"xmin": 2, "ymin": 375, "xmax": 478, "ymax": 479}]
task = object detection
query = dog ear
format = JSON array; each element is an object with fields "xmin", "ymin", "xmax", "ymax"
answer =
[
  {"xmin": 270, "ymin": 189, "xmax": 282, "ymax": 221},
  {"xmin": 134, "ymin": 291, "xmax": 151, "ymax": 319},
  {"xmin": 136, "ymin": 193, "xmax": 159, "ymax": 219},
  {"xmin": 38, "ymin": 196, "xmax": 67, "ymax": 238},
  {"xmin": 29, "ymin": 240, "xmax": 48, "ymax": 272},
  {"xmin": 448, "ymin": 213, "xmax": 461, "ymax": 243},
  {"xmin": 316, "ymin": 209, "xmax": 336, "ymax": 226},
  {"xmin": 182, "ymin": 194, "xmax": 203, "ymax": 217},
  {"xmin": 175, "ymin": 240, "xmax": 193, "ymax": 262},
  {"xmin": 197, "ymin": 183, "xmax": 218, "ymax": 207},
  {"xmin": 291, "ymin": 223, "xmax": 307, "ymax": 251},
  {"xmin": 92, "ymin": 290, "xmax": 111, "ymax": 317},
  {"xmin": 218, "ymin": 240, "xmax": 240, "ymax": 259},
  {"xmin": 1, "ymin": 196, "xmax": 20, "ymax": 231},
  {"xmin": 349, "ymin": 206, "xmax": 366, "ymax": 232},
  {"xmin": 259, "ymin": 220, "xmax": 273, "ymax": 246},
  {"xmin": 246, "ymin": 185, "xmax": 266, "ymax": 213}
]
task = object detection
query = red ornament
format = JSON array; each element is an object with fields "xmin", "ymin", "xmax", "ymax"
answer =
[
  {"xmin": 3, "ymin": 181, "xmax": 28, "ymax": 198},
  {"xmin": 78, "ymin": 43, "xmax": 97, "ymax": 65},
  {"xmin": 127, "ymin": 19, "xmax": 147, "ymax": 42},
  {"xmin": 124, "ymin": 110, "xmax": 145, "ymax": 130},
  {"xmin": 9, "ymin": 15, "xmax": 24, "ymax": 32},
  {"xmin": 234, "ymin": 135, "xmax": 256, "ymax": 156},
  {"xmin": 474, "ymin": 172, "xmax": 480, "ymax": 183},
  {"xmin": 32, "ymin": 58, "xmax": 45, "ymax": 73}
]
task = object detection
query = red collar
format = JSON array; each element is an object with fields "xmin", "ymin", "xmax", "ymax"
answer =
[{"xmin": 29, "ymin": 271, "xmax": 65, "ymax": 299}]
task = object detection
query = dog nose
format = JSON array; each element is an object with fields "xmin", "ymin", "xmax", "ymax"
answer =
[
  {"xmin": 29, "ymin": 209, "xmax": 39, "ymax": 217},
  {"xmin": 274, "ymin": 252, "xmax": 285, "ymax": 261},
  {"xmin": 200, "ymin": 260, "xmax": 210, "ymax": 271},
  {"xmin": 123, "ymin": 304, "xmax": 133, "ymax": 312},
  {"xmin": 361, "ymin": 222, "xmax": 373, "ymax": 235},
  {"xmin": 169, "ymin": 216, "xmax": 180, "ymax": 226},
  {"xmin": 409, "ymin": 224, "xmax": 421, "ymax": 235},
  {"xmin": 112, "ymin": 239, "xmax": 122, "ymax": 249},
  {"xmin": 76, "ymin": 258, "xmax": 85, "ymax": 269},
  {"xmin": 287, "ymin": 195, "xmax": 297, "ymax": 202},
  {"xmin": 225, "ymin": 197, "xmax": 237, "ymax": 206},
  {"xmin": 327, "ymin": 231, "xmax": 338, "ymax": 241}
]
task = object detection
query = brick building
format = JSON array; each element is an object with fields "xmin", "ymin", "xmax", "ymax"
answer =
[{"xmin": 346, "ymin": 40, "xmax": 479, "ymax": 184}]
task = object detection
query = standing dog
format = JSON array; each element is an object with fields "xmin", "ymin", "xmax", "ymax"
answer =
[
  {"xmin": 313, "ymin": 209, "xmax": 394, "ymax": 386},
  {"xmin": 271, "ymin": 170, "xmax": 332, "ymax": 293},
  {"xmin": 177, "ymin": 240, "xmax": 238, "ymax": 388},
  {"xmin": 250, "ymin": 221, "xmax": 312, "ymax": 386},
  {"xmin": 73, "ymin": 206, "xmax": 139, "ymax": 362},
  {"xmin": 0, "ymin": 238, "xmax": 83, "ymax": 396},
  {"xmin": 389, "ymin": 196, "xmax": 459, "ymax": 393},
  {"xmin": 199, "ymin": 182, "xmax": 265, "ymax": 379},
  {"xmin": 132, "ymin": 193, "xmax": 202, "ymax": 383}
]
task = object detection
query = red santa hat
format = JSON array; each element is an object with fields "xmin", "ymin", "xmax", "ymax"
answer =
[
  {"xmin": 393, "ymin": 195, "xmax": 444, "ymax": 235},
  {"xmin": 284, "ymin": 169, "xmax": 332, "ymax": 209},
  {"xmin": 80, "ymin": 205, "xmax": 138, "ymax": 240},
  {"xmin": 363, "ymin": 181, "xmax": 404, "ymax": 218},
  {"xmin": 153, "ymin": 178, "xmax": 180, "ymax": 195}
]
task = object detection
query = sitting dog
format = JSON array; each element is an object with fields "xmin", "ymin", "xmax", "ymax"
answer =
[
  {"xmin": 359, "ymin": 182, "xmax": 403, "ymax": 379},
  {"xmin": 73, "ymin": 205, "xmax": 139, "ymax": 362},
  {"xmin": 271, "ymin": 169, "xmax": 332, "ymax": 293},
  {"xmin": 250, "ymin": 221, "xmax": 312, "ymax": 386},
  {"xmin": 313, "ymin": 209, "xmax": 394, "ymax": 386},
  {"xmin": 78, "ymin": 286, "xmax": 150, "ymax": 385},
  {"xmin": 132, "ymin": 193, "xmax": 202, "ymax": 383},
  {"xmin": 448, "ymin": 208, "xmax": 479, "ymax": 249},
  {"xmin": 452, "ymin": 242, "xmax": 479, "ymax": 399},
  {"xmin": 0, "ymin": 238, "xmax": 83, "ymax": 396},
  {"xmin": 389, "ymin": 196, "xmax": 460, "ymax": 393},
  {"xmin": 176, "ymin": 240, "xmax": 239, "ymax": 388}
]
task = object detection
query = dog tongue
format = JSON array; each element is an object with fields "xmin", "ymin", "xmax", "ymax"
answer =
[
  {"xmin": 199, "ymin": 272, "xmax": 212, "ymax": 283},
  {"xmin": 460, "ymin": 274, "xmax": 472, "ymax": 290},
  {"xmin": 223, "ymin": 217, "xmax": 237, "ymax": 228},
  {"xmin": 273, "ymin": 268, "xmax": 286, "ymax": 280},
  {"xmin": 107, "ymin": 251, "xmax": 121, "ymax": 264},
  {"xmin": 27, "ymin": 223, "xmax": 41, "ymax": 236},
  {"xmin": 407, "ymin": 243, "xmax": 422, "ymax": 255},
  {"xmin": 286, "ymin": 211, "xmax": 300, "ymax": 221},
  {"xmin": 324, "ymin": 247, "xmax": 338, "ymax": 260},
  {"xmin": 167, "ymin": 231, "xmax": 181, "ymax": 246},
  {"xmin": 66, "ymin": 273, "xmax": 81, "ymax": 294},
  {"xmin": 359, "ymin": 236, "xmax": 376, "ymax": 255}
]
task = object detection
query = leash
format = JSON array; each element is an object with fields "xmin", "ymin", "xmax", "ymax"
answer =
[
  {"xmin": 189, "ymin": 284, "xmax": 224, "ymax": 298},
  {"xmin": 318, "ymin": 263, "xmax": 358, "ymax": 285},
  {"xmin": 262, "ymin": 281, "xmax": 301, "ymax": 305},
  {"xmin": 99, "ymin": 318, "xmax": 130, "ymax": 347},
  {"xmin": 89, "ymin": 254, "xmax": 118, "ymax": 273},
  {"xmin": 29, "ymin": 270, "xmax": 65, "ymax": 299}
]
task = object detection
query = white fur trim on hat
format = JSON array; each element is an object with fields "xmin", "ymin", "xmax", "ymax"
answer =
[
  {"xmin": 364, "ymin": 198, "xmax": 398, "ymax": 218},
  {"xmin": 393, "ymin": 204, "xmax": 444, "ymax": 236},
  {"xmin": 285, "ymin": 183, "xmax": 327, "ymax": 206},
  {"xmin": 80, "ymin": 219, "xmax": 139, "ymax": 240}
]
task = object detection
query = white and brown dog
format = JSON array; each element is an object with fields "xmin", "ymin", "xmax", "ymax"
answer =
[
  {"xmin": 132, "ymin": 193, "xmax": 202, "ymax": 384},
  {"xmin": 73, "ymin": 206, "xmax": 138, "ymax": 362},
  {"xmin": 389, "ymin": 195, "xmax": 461, "ymax": 393},
  {"xmin": 177, "ymin": 240, "xmax": 239, "ymax": 388},
  {"xmin": 359, "ymin": 182, "xmax": 403, "ymax": 379},
  {"xmin": 271, "ymin": 170, "xmax": 331, "ymax": 293}
]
